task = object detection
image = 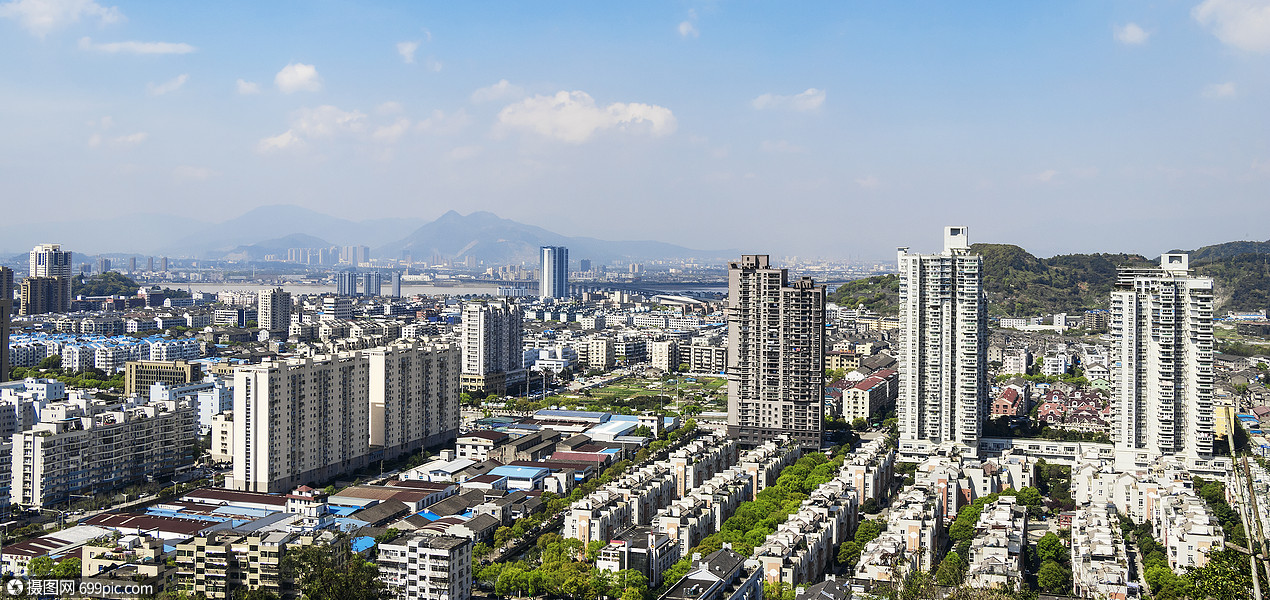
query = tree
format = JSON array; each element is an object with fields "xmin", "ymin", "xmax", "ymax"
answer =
[
  {"xmin": 935, "ymin": 552, "xmax": 965, "ymax": 586},
  {"xmin": 862, "ymin": 498, "xmax": 881, "ymax": 514},
  {"xmin": 1184, "ymin": 549, "xmax": 1252, "ymax": 600},
  {"xmin": 837, "ymin": 541, "xmax": 862, "ymax": 569},
  {"xmin": 1016, "ymin": 486, "xmax": 1043, "ymax": 508},
  {"xmin": 284, "ymin": 544, "xmax": 389, "ymax": 600},
  {"xmin": 26, "ymin": 556, "xmax": 54, "ymax": 577},
  {"xmin": 51, "ymin": 557, "xmax": 81, "ymax": 578},
  {"xmin": 1037, "ymin": 560, "xmax": 1071, "ymax": 594},
  {"xmin": 38, "ymin": 355, "xmax": 62, "ymax": 370},
  {"xmin": 236, "ymin": 589, "xmax": 281, "ymax": 600},
  {"xmin": 494, "ymin": 526, "xmax": 514, "ymax": 548},
  {"xmin": 1036, "ymin": 531, "xmax": 1066, "ymax": 564},
  {"xmin": 852, "ymin": 417, "xmax": 869, "ymax": 430}
]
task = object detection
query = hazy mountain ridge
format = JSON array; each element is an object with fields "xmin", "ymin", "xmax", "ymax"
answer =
[{"xmin": 376, "ymin": 210, "xmax": 735, "ymax": 264}]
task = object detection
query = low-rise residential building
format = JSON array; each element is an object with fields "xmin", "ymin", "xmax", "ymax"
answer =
[
  {"xmin": 964, "ymin": 496, "xmax": 1027, "ymax": 592},
  {"xmin": 597, "ymin": 526, "xmax": 681, "ymax": 589},
  {"xmin": 1070, "ymin": 504, "xmax": 1130, "ymax": 600},
  {"xmin": 660, "ymin": 548, "xmax": 763, "ymax": 600},
  {"xmin": 174, "ymin": 530, "xmax": 341, "ymax": 599},
  {"xmin": 378, "ymin": 533, "xmax": 472, "ymax": 600}
]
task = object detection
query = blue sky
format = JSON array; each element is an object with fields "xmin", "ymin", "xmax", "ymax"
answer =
[{"xmin": 2, "ymin": 0, "xmax": 1268, "ymax": 259}]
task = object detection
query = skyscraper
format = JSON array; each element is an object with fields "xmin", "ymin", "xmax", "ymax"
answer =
[
  {"xmin": 147, "ymin": 256, "xmax": 154, "ymax": 272},
  {"xmin": 20, "ymin": 277, "xmax": 69, "ymax": 316},
  {"xmin": 390, "ymin": 271, "xmax": 402, "ymax": 298},
  {"xmin": 460, "ymin": 300, "xmax": 525, "ymax": 395},
  {"xmin": 97, "ymin": 257, "xmax": 111, "ymax": 274},
  {"xmin": 540, "ymin": 246, "xmax": 569, "ymax": 299},
  {"xmin": 29, "ymin": 243, "xmax": 72, "ymax": 310},
  {"xmin": 258, "ymin": 287, "xmax": 292, "ymax": 334},
  {"xmin": 896, "ymin": 227, "xmax": 988, "ymax": 458},
  {"xmin": 128, "ymin": 256, "xmax": 137, "ymax": 273},
  {"xmin": 1110, "ymin": 253, "xmax": 1215, "ymax": 470},
  {"xmin": 1, "ymin": 266, "xmax": 13, "ymax": 383},
  {"xmin": 160, "ymin": 256, "xmax": 169, "ymax": 272},
  {"xmin": 725, "ymin": 255, "xmax": 826, "ymax": 449}
]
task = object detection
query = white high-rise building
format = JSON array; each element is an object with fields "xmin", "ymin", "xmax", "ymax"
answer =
[
  {"xmin": 28, "ymin": 243, "xmax": 72, "ymax": 311},
  {"xmin": 460, "ymin": 301, "xmax": 525, "ymax": 395},
  {"xmin": 1110, "ymin": 253, "xmax": 1216, "ymax": 470},
  {"xmin": 540, "ymin": 246, "xmax": 569, "ymax": 299},
  {"xmin": 726, "ymin": 255, "xmax": 826, "ymax": 449},
  {"xmin": 258, "ymin": 287, "xmax": 292, "ymax": 334},
  {"xmin": 896, "ymin": 227, "xmax": 988, "ymax": 458}
]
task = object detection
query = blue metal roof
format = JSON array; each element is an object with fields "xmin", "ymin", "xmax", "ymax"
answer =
[{"xmin": 489, "ymin": 465, "xmax": 549, "ymax": 479}]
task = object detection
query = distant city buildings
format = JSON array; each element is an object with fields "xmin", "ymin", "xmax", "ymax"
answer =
[
  {"xmin": 29, "ymin": 243, "xmax": 72, "ymax": 311},
  {"xmin": 896, "ymin": 227, "xmax": 988, "ymax": 458},
  {"xmin": 540, "ymin": 246, "xmax": 569, "ymax": 299},
  {"xmin": 1110, "ymin": 253, "xmax": 1216, "ymax": 470},
  {"xmin": 725, "ymin": 255, "xmax": 826, "ymax": 449}
]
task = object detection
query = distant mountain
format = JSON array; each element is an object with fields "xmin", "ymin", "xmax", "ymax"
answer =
[
  {"xmin": 169, "ymin": 205, "xmax": 426, "ymax": 257},
  {"xmin": 377, "ymin": 210, "xmax": 733, "ymax": 264},
  {"xmin": 219, "ymin": 233, "xmax": 333, "ymax": 261}
]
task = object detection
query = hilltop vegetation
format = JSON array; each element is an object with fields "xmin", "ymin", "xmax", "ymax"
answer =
[
  {"xmin": 828, "ymin": 274, "xmax": 898, "ymax": 313},
  {"xmin": 71, "ymin": 272, "xmax": 140, "ymax": 297},
  {"xmin": 1195, "ymin": 254, "xmax": 1270, "ymax": 313}
]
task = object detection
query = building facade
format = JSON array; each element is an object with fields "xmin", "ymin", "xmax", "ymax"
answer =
[
  {"xmin": 378, "ymin": 533, "xmax": 471, "ymax": 600},
  {"xmin": 725, "ymin": 255, "xmax": 826, "ymax": 449},
  {"xmin": 258, "ymin": 287, "xmax": 292, "ymax": 334},
  {"xmin": 367, "ymin": 339, "xmax": 462, "ymax": 460},
  {"xmin": 1110, "ymin": 254, "xmax": 1215, "ymax": 469},
  {"xmin": 1, "ymin": 266, "xmax": 12, "ymax": 382},
  {"xmin": 896, "ymin": 227, "xmax": 988, "ymax": 458},
  {"xmin": 460, "ymin": 301, "xmax": 524, "ymax": 395},
  {"xmin": 29, "ymin": 243, "xmax": 72, "ymax": 312}
]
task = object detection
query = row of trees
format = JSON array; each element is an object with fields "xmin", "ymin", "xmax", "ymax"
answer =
[
  {"xmin": 477, "ymin": 533, "xmax": 649, "ymax": 600},
  {"xmin": 1122, "ymin": 514, "xmax": 1256, "ymax": 600},
  {"xmin": 10, "ymin": 356, "xmax": 126, "ymax": 392}
]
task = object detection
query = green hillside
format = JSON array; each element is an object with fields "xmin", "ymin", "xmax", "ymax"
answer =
[
  {"xmin": 1196, "ymin": 254, "xmax": 1270, "ymax": 313},
  {"xmin": 1179, "ymin": 239, "xmax": 1270, "ymax": 265},
  {"xmin": 828, "ymin": 274, "xmax": 898, "ymax": 313},
  {"xmin": 72, "ymin": 272, "xmax": 140, "ymax": 297}
]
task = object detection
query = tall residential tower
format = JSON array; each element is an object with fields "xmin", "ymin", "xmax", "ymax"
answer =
[
  {"xmin": 896, "ymin": 227, "xmax": 988, "ymax": 458},
  {"xmin": 540, "ymin": 246, "xmax": 569, "ymax": 299},
  {"xmin": 29, "ymin": 243, "xmax": 72, "ymax": 312},
  {"xmin": 1110, "ymin": 253, "xmax": 1216, "ymax": 470},
  {"xmin": 725, "ymin": 255, "xmax": 826, "ymax": 449},
  {"xmin": 460, "ymin": 300, "xmax": 525, "ymax": 396}
]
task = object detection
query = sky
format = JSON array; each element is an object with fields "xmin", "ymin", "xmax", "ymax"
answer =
[{"xmin": 2, "ymin": 0, "xmax": 1269, "ymax": 260}]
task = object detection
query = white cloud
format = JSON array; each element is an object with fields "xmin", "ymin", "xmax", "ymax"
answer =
[
  {"xmin": 1203, "ymin": 81, "xmax": 1237, "ymax": 97},
  {"xmin": 497, "ymin": 90, "xmax": 677, "ymax": 143},
  {"xmin": 275, "ymin": 63, "xmax": 322, "ymax": 93},
  {"xmin": 471, "ymin": 79, "xmax": 525, "ymax": 103},
  {"xmin": 291, "ymin": 105, "xmax": 366, "ymax": 137},
  {"xmin": 376, "ymin": 101, "xmax": 404, "ymax": 115},
  {"xmin": 78, "ymin": 36, "xmax": 194, "ymax": 54},
  {"xmin": 373, "ymin": 117, "xmax": 412, "ymax": 142},
  {"xmin": 256, "ymin": 105, "xmax": 366, "ymax": 153},
  {"xmin": 114, "ymin": 131, "xmax": 146, "ymax": 144},
  {"xmin": 855, "ymin": 176, "xmax": 881, "ymax": 189},
  {"xmin": 147, "ymin": 73, "xmax": 187, "ymax": 96},
  {"xmin": 257, "ymin": 130, "xmax": 301, "ymax": 153},
  {"xmin": 173, "ymin": 165, "xmax": 215, "ymax": 181},
  {"xmin": 760, "ymin": 140, "xmax": 804, "ymax": 153},
  {"xmin": 1036, "ymin": 169, "xmax": 1059, "ymax": 183},
  {"xmin": 236, "ymin": 79, "xmax": 259, "ymax": 95},
  {"xmin": 1114, "ymin": 23, "xmax": 1150, "ymax": 45},
  {"xmin": 1193, "ymin": 0, "xmax": 1270, "ymax": 52},
  {"xmin": 396, "ymin": 40, "xmax": 419, "ymax": 64},
  {"xmin": 87, "ymin": 133, "xmax": 101, "ymax": 147},
  {"xmin": 416, "ymin": 108, "xmax": 471, "ymax": 135},
  {"xmin": 678, "ymin": 9, "xmax": 699, "ymax": 38},
  {"xmin": 448, "ymin": 145, "xmax": 482, "ymax": 160},
  {"xmin": 751, "ymin": 88, "xmax": 826, "ymax": 112},
  {"xmin": 0, "ymin": 0, "xmax": 122, "ymax": 37},
  {"xmin": 424, "ymin": 56, "xmax": 443, "ymax": 72}
]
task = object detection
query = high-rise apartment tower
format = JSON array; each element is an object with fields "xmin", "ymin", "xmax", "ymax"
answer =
[
  {"xmin": 540, "ymin": 246, "xmax": 569, "ymax": 299},
  {"xmin": 896, "ymin": 227, "xmax": 988, "ymax": 458},
  {"xmin": 258, "ymin": 287, "xmax": 292, "ymax": 334},
  {"xmin": 1110, "ymin": 253, "xmax": 1215, "ymax": 470},
  {"xmin": 29, "ymin": 243, "xmax": 72, "ymax": 311},
  {"xmin": 725, "ymin": 255, "xmax": 825, "ymax": 449},
  {"xmin": 460, "ymin": 301, "xmax": 525, "ymax": 395}
]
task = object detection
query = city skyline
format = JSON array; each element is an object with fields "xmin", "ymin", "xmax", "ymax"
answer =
[{"xmin": 3, "ymin": 1, "xmax": 1270, "ymax": 258}]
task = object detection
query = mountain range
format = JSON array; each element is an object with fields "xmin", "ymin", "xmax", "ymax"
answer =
[{"xmin": 0, "ymin": 205, "xmax": 732, "ymax": 264}]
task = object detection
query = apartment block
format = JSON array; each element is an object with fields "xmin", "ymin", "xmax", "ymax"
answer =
[
  {"xmin": 10, "ymin": 394, "xmax": 197, "ymax": 506},
  {"xmin": 378, "ymin": 533, "xmax": 471, "ymax": 600},
  {"xmin": 1110, "ymin": 253, "xmax": 1216, "ymax": 470},
  {"xmin": 1, "ymin": 266, "xmax": 12, "ymax": 383},
  {"xmin": 661, "ymin": 549, "xmax": 763, "ymax": 600},
  {"xmin": 366, "ymin": 339, "xmax": 461, "ymax": 460},
  {"xmin": 460, "ymin": 300, "xmax": 524, "ymax": 396},
  {"xmin": 596, "ymin": 526, "xmax": 680, "ymax": 589},
  {"xmin": 124, "ymin": 360, "xmax": 203, "ymax": 396},
  {"xmin": 726, "ymin": 255, "xmax": 826, "ymax": 449},
  {"xmin": 964, "ymin": 496, "xmax": 1027, "ymax": 592},
  {"xmin": 174, "ymin": 530, "xmax": 340, "ymax": 599}
]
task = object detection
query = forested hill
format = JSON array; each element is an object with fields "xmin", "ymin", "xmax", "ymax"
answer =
[{"xmin": 830, "ymin": 242, "xmax": 1269, "ymax": 316}]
